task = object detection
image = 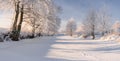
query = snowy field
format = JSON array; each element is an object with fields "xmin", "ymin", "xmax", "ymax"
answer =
[{"xmin": 0, "ymin": 35, "xmax": 120, "ymax": 61}]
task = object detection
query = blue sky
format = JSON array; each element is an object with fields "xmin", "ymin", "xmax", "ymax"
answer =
[{"xmin": 54, "ymin": 0, "xmax": 120, "ymax": 30}]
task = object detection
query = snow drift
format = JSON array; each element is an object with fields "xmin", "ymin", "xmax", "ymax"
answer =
[{"xmin": 100, "ymin": 34, "xmax": 120, "ymax": 41}]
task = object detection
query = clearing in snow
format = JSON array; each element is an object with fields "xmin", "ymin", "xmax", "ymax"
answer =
[{"xmin": 0, "ymin": 35, "xmax": 120, "ymax": 61}]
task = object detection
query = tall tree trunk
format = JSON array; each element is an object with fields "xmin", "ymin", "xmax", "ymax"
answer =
[
  {"xmin": 92, "ymin": 25, "xmax": 95, "ymax": 39},
  {"xmin": 32, "ymin": 19, "xmax": 35, "ymax": 38},
  {"xmin": 17, "ymin": 4, "xmax": 24, "ymax": 39},
  {"xmin": 12, "ymin": 1, "xmax": 20, "ymax": 31},
  {"xmin": 91, "ymin": 31, "xmax": 95, "ymax": 39},
  {"xmin": 70, "ymin": 29, "xmax": 72, "ymax": 36},
  {"xmin": 30, "ymin": 4, "xmax": 35, "ymax": 38},
  {"xmin": 10, "ymin": 1, "xmax": 20, "ymax": 41},
  {"xmin": 38, "ymin": 28, "xmax": 42, "ymax": 36}
]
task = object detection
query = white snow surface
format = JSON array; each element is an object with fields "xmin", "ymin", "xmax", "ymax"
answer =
[{"xmin": 0, "ymin": 35, "xmax": 120, "ymax": 61}]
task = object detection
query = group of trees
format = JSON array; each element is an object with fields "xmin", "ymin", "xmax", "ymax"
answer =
[
  {"xmin": 82, "ymin": 8, "xmax": 112, "ymax": 39},
  {"xmin": 0, "ymin": 0, "xmax": 61, "ymax": 41},
  {"xmin": 65, "ymin": 6, "xmax": 120, "ymax": 39},
  {"xmin": 65, "ymin": 7, "xmax": 111, "ymax": 38},
  {"xmin": 78, "ymin": 8, "xmax": 120, "ymax": 39},
  {"xmin": 81, "ymin": 8, "xmax": 109, "ymax": 39}
]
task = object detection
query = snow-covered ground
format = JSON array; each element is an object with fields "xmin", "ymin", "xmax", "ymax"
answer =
[
  {"xmin": 0, "ymin": 35, "xmax": 120, "ymax": 61},
  {"xmin": 100, "ymin": 34, "xmax": 119, "ymax": 41}
]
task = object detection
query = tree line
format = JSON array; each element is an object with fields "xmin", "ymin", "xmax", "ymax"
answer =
[{"xmin": 65, "ymin": 6, "xmax": 120, "ymax": 39}]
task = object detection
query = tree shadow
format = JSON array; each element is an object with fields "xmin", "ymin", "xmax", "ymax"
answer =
[
  {"xmin": 44, "ymin": 36, "xmax": 90, "ymax": 61},
  {"xmin": 55, "ymin": 39, "xmax": 116, "ymax": 45},
  {"xmin": 89, "ymin": 44, "xmax": 120, "ymax": 52},
  {"xmin": 42, "ymin": 36, "xmax": 120, "ymax": 61}
]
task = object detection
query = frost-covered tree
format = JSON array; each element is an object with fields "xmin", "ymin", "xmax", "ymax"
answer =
[
  {"xmin": 112, "ymin": 21, "xmax": 120, "ymax": 35},
  {"xmin": 0, "ymin": 0, "xmax": 28, "ymax": 41},
  {"xmin": 0, "ymin": 0, "xmax": 61, "ymax": 40},
  {"xmin": 23, "ymin": 0, "xmax": 61, "ymax": 36},
  {"xmin": 97, "ymin": 6, "xmax": 111, "ymax": 36},
  {"xmin": 11, "ymin": 0, "xmax": 40, "ymax": 41},
  {"xmin": 0, "ymin": 0, "xmax": 22, "ymax": 41},
  {"xmin": 66, "ymin": 18, "xmax": 76, "ymax": 36},
  {"xmin": 76, "ymin": 24, "xmax": 85, "ymax": 35},
  {"xmin": 36, "ymin": 0, "xmax": 61, "ymax": 36},
  {"xmin": 83, "ymin": 9, "xmax": 97, "ymax": 39}
]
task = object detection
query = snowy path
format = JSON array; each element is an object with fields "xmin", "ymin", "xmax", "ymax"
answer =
[{"xmin": 0, "ymin": 35, "xmax": 120, "ymax": 61}]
